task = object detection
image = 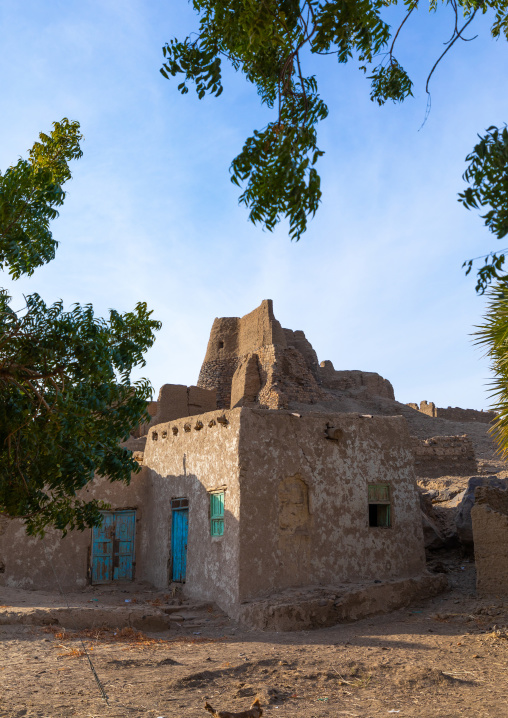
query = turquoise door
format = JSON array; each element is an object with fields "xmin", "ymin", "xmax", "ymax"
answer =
[
  {"xmin": 92, "ymin": 510, "xmax": 136, "ymax": 583},
  {"xmin": 171, "ymin": 500, "xmax": 189, "ymax": 582}
]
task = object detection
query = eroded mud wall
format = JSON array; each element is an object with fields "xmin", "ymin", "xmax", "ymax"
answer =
[
  {"xmin": 236, "ymin": 410, "xmax": 426, "ymax": 603},
  {"xmin": 472, "ymin": 486, "xmax": 508, "ymax": 596}
]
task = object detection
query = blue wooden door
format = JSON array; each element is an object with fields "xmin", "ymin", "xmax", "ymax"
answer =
[
  {"xmin": 92, "ymin": 512, "xmax": 115, "ymax": 583},
  {"xmin": 114, "ymin": 511, "xmax": 136, "ymax": 580},
  {"xmin": 92, "ymin": 510, "xmax": 135, "ymax": 583},
  {"xmin": 171, "ymin": 506, "xmax": 188, "ymax": 582}
]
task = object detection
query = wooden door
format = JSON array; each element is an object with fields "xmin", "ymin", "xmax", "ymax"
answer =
[
  {"xmin": 171, "ymin": 502, "xmax": 188, "ymax": 582},
  {"xmin": 92, "ymin": 510, "xmax": 136, "ymax": 583},
  {"xmin": 113, "ymin": 511, "xmax": 136, "ymax": 580}
]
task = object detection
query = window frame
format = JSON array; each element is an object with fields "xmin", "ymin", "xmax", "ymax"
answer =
[
  {"xmin": 368, "ymin": 483, "xmax": 392, "ymax": 528},
  {"xmin": 209, "ymin": 490, "xmax": 225, "ymax": 537}
]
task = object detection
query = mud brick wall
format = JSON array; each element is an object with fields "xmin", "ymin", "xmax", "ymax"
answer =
[
  {"xmin": 436, "ymin": 407, "xmax": 496, "ymax": 423},
  {"xmin": 197, "ymin": 300, "xmax": 326, "ymax": 410},
  {"xmin": 132, "ymin": 384, "xmax": 217, "ymax": 436},
  {"xmin": 319, "ymin": 361, "xmax": 395, "ymax": 400},
  {"xmin": 406, "ymin": 401, "xmax": 496, "ymax": 424},
  {"xmin": 475, "ymin": 486, "xmax": 508, "ymax": 514},
  {"xmin": 472, "ymin": 487, "xmax": 508, "ymax": 596},
  {"xmin": 256, "ymin": 345, "xmax": 326, "ymax": 410},
  {"xmin": 411, "ymin": 435, "xmax": 477, "ymax": 477},
  {"xmin": 198, "ymin": 357, "xmax": 240, "ymax": 409}
]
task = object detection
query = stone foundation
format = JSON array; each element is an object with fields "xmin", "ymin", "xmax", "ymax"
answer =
[{"xmin": 238, "ymin": 574, "xmax": 448, "ymax": 631}]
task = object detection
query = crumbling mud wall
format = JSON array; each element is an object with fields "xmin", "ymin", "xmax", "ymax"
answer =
[
  {"xmin": 197, "ymin": 300, "xmax": 324, "ymax": 410},
  {"xmin": 472, "ymin": 486, "xmax": 508, "ymax": 596},
  {"xmin": 197, "ymin": 300, "xmax": 395, "ymax": 410},
  {"xmin": 132, "ymin": 384, "xmax": 217, "ymax": 437},
  {"xmin": 417, "ymin": 401, "xmax": 437, "ymax": 417},
  {"xmin": 436, "ymin": 407, "xmax": 496, "ymax": 423},
  {"xmin": 407, "ymin": 400, "xmax": 496, "ymax": 424},
  {"xmin": 319, "ymin": 361, "xmax": 394, "ymax": 399},
  {"xmin": 412, "ymin": 435, "xmax": 477, "ymax": 477}
]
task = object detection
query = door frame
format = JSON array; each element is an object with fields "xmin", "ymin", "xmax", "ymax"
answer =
[{"xmin": 171, "ymin": 497, "xmax": 189, "ymax": 583}]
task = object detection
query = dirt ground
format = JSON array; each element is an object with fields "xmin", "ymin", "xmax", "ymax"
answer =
[
  {"xmin": 0, "ymin": 557, "xmax": 507, "ymax": 718},
  {"xmin": 2, "ymin": 416, "xmax": 507, "ymax": 718}
]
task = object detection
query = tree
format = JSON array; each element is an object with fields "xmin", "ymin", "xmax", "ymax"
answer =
[
  {"xmin": 0, "ymin": 120, "xmax": 161, "ymax": 536},
  {"xmin": 460, "ymin": 125, "xmax": 508, "ymax": 452},
  {"xmin": 160, "ymin": 0, "xmax": 508, "ymax": 241},
  {"xmin": 161, "ymin": 1, "xmax": 508, "ymax": 455},
  {"xmin": 460, "ymin": 126, "xmax": 508, "ymax": 293},
  {"xmin": 0, "ymin": 118, "xmax": 84, "ymax": 278}
]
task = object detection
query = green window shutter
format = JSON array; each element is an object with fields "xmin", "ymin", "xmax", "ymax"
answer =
[
  {"xmin": 210, "ymin": 491, "xmax": 225, "ymax": 536},
  {"xmin": 368, "ymin": 483, "xmax": 390, "ymax": 502}
]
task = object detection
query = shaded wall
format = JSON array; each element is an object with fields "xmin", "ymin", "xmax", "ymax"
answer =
[
  {"xmin": 472, "ymin": 486, "xmax": 508, "ymax": 596},
  {"xmin": 0, "ymin": 472, "xmax": 150, "ymax": 591},
  {"xmin": 142, "ymin": 409, "xmax": 242, "ymax": 613}
]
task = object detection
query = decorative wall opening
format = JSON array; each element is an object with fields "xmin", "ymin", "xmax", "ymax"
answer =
[{"xmin": 279, "ymin": 476, "xmax": 310, "ymax": 533}]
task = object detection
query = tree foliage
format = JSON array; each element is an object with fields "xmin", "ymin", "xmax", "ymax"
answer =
[
  {"xmin": 476, "ymin": 282, "xmax": 508, "ymax": 455},
  {"xmin": 0, "ymin": 121, "xmax": 161, "ymax": 535},
  {"xmin": 161, "ymin": 2, "xmax": 508, "ymax": 455},
  {"xmin": 461, "ymin": 124, "xmax": 508, "ymax": 452},
  {"xmin": 161, "ymin": 0, "xmax": 507, "ymax": 240},
  {"xmin": 0, "ymin": 118, "xmax": 83, "ymax": 278},
  {"xmin": 460, "ymin": 125, "xmax": 508, "ymax": 293}
]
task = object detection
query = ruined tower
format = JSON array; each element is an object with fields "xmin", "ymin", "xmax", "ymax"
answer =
[{"xmin": 197, "ymin": 300, "xmax": 394, "ymax": 410}]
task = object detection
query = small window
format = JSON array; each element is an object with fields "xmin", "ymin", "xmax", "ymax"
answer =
[
  {"xmin": 368, "ymin": 483, "xmax": 391, "ymax": 527},
  {"xmin": 210, "ymin": 491, "xmax": 224, "ymax": 536},
  {"xmin": 218, "ymin": 340, "xmax": 224, "ymax": 349}
]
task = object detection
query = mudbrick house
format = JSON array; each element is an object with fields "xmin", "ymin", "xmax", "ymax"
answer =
[{"xmin": 0, "ymin": 300, "xmax": 449, "ymax": 628}]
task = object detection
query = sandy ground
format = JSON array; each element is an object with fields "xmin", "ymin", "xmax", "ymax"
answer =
[
  {"xmin": 1, "ymin": 557, "xmax": 507, "ymax": 718},
  {"xmin": 2, "ymin": 416, "xmax": 506, "ymax": 718}
]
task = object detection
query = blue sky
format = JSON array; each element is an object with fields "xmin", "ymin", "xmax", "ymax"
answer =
[{"xmin": 1, "ymin": 0, "xmax": 507, "ymax": 409}]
